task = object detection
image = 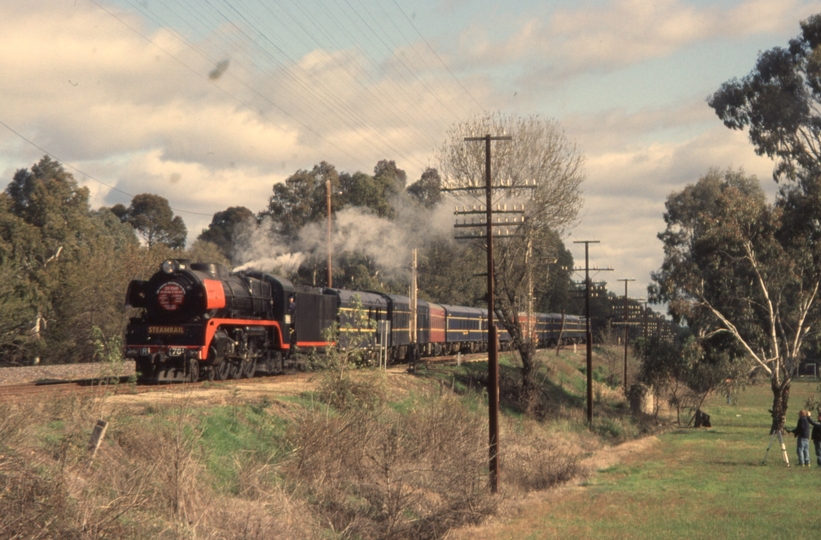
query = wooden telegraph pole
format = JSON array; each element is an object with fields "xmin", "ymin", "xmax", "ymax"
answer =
[
  {"xmin": 617, "ymin": 278, "xmax": 635, "ymax": 395},
  {"xmin": 326, "ymin": 178, "xmax": 333, "ymax": 287},
  {"xmin": 444, "ymin": 134, "xmax": 518, "ymax": 494},
  {"xmin": 573, "ymin": 240, "xmax": 612, "ymax": 425},
  {"xmin": 465, "ymin": 134, "xmax": 510, "ymax": 494}
]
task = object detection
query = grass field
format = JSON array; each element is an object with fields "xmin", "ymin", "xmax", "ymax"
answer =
[{"xmin": 472, "ymin": 377, "xmax": 821, "ymax": 539}]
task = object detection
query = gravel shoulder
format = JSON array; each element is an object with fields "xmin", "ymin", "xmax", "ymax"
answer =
[{"xmin": 0, "ymin": 361, "xmax": 136, "ymax": 385}]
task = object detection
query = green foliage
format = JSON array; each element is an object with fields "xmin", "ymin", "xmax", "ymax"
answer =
[
  {"xmin": 639, "ymin": 336, "xmax": 750, "ymax": 424},
  {"xmin": 650, "ymin": 167, "xmax": 819, "ymax": 428},
  {"xmin": 116, "ymin": 193, "xmax": 187, "ymax": 249},
  {"xmin": 184, "ymin": 238, "xmax": 230, "ymax": 267},
  {"xmin": 416, "ymin": 237, "xmax": 486, "ymax": 305},
  {"xmin": 263, "ymin": 161, "xmax": 339, "ymax": 237},
  {"xmin": 406, "ymin": 167, "xmax": 442, "ymax": 208},
  {"xmin": 196, "ymin": 206, "xmax": 255, "ymax": 262},
  {"xmin": 339, "ymin": 166, "xmax": 400, "ymax": 219},
  {"xmin": 0, "ymin": 258, "xmax": 37, "ymax": 359},
  {"xmin": 0, "ymin": 157, "xmax": 178, "ymax": 364},
  {"xmin": 314, "ymin": 295, "xmax": 385, "ymax": 411},
  {"xmin": 709, "ymin": 13, "xmax": 821, "ymax": 184}
]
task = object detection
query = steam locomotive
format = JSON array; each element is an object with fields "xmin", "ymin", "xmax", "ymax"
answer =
[{"xmin": 125, "ymin": 259, "xmax": 586, "ymax": 383}]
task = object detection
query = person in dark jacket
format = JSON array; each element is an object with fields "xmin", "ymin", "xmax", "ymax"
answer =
[
  {"xmin": 812, "ymin": 411, "xmax": 821, "ymax": 467},
  {"xmin": 787, "ymin": 410, "xmax": 813, "ymax": 466}
]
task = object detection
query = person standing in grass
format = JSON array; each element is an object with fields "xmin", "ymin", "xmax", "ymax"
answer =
[
  {"xmin": 787, "ymin": 410, "xmax": 813, "ymax": 467},
  {"xmin": 811, "ymin": 411, "xmax": 821, "ymax": 467}
]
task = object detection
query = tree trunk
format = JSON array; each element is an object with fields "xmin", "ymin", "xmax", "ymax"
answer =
[
  {"xmin": 770, "ymin": 378, "xmax": 791, "ymax": 433},
  {"xmin": 520, "ymin": 349, "xmax": 533, "ymax": 394},
  {"xmin": 518, "ymin": 340, "xmax": 537, "ymax": 404}
]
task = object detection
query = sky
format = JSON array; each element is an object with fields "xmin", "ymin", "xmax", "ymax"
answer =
[{"xmin": 2, "ymin": 0, "xmax": 820, "ymax": 309}]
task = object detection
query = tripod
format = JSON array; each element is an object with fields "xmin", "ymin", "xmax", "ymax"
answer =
[{"xmin": 762, "ymin": 429, "xmax": 791, "ymax": 466}]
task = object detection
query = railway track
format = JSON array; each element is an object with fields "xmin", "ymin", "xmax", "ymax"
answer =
[
  {"xmin": 0, "ymin": 352, "xmax": 491, "ymax": 401},
  {"xmin": 0, "ymin": 370, "xmax": 317, "ymax": 401}
]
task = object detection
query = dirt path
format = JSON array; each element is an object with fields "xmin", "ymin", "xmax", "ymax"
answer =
[{"xmin": 445, "ymin": 435, "xmax": 660, "ymax": 540}]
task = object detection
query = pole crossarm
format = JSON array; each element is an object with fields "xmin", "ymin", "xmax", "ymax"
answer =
[
  {"xmin": 454, "ymin": 204, "xmax": 526, "ymax": 214},
  {"xmin": 443, "ymin": 184, "xmax": 531, "ymax": 192},
  {"xmin": 455, "ymin": 233, "xmax": 523, "ymax": 240},
  {"xmin": 455, "ymin": 220, "xmax": 526, "ymax": 228},
  {"xmin": 464, "ymin": 136, "xmax": 513, "ymax": 142}
]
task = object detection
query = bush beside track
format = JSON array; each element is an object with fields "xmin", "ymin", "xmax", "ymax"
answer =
[{"xmin": 0, "ymin": 348, "xmax": 657, "ymax": 539}]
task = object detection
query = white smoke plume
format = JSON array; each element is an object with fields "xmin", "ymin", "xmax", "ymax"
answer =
[
  {"xmin": 232, "ymin": 216, "xmax": 307, "ymax": 274},
  {"xmin": 230, "ymin": 195, "xmax": 464, "ymax": 279}
]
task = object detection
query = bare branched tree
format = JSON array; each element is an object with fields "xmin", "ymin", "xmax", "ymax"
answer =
[{"xmin": 438, "ymin": 112, "xmax": 585, "ymax": 400}]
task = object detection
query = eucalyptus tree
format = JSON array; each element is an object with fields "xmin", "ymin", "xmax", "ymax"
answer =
[
  {"xmin": 197, "ymin": 206, "xmax": 256, "ymax": 262},
  {"xmin": 1, "ymin": 157, "xmax": 148, "ymax": 363},
  {"xmin": 438, "ymin": 112, "xmax": 585, "ymax": 398},
  {"xmin": 709, "ymin": 13, "xmax": 821, "ymax": 185},
  {"xmin": 264, "ymin": 162, "xmax": 341, "ymax": 239},
  {"xmin": 407, "ymin": 167, "xmax": 443, "ymax": 209},
  {"xmin": 114, "ymin": 193, "xmax": 187, "ymax": 249},
  {"xmin": 651, "ymin": 169, "xmax": 821, "ymax": 431}
]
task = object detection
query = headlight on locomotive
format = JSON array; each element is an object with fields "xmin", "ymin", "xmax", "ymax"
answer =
[{"xmin": 161, "ymin": 259, "xmax": 188, "ymax": 275}]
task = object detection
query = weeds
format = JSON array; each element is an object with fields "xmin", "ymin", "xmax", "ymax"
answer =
[
  {"xmin": 0, "ymin": 337, "xmax": 645, "ymax": 539},
  {"xmin": 285, "ymin": 383, "xmax": 497, "ymax": 539}
]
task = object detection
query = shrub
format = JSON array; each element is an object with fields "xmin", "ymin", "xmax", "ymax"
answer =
[
  {"xmin": 503, "ymin": 421, "xmax": 583, "ymax": 493},
  {"xmin": 283, "ymin": 388, "xmax": 497, "ymax": 539}
]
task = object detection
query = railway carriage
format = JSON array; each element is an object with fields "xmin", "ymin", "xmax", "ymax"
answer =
[
  {"xmin": 385, "ymin": 294, "xmax": 413, "ymax": 361},
  {"xmin": 416, "ymin": 301, "xmax": 446, "ymax": 356},
  {"xmin": 323, "ymin": 288, "xmax": 388, "ymax": 351},
  {"xmin": 440, "ymin": 305, "xmax": 486, "ymax": 354}
]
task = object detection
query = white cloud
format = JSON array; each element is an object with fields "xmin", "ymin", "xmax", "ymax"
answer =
[
  {"xmin": 570, "ymin": 120, "xmax": 778, "ymax": 301},
  {"xmin": 0, "ymin": 0, "xmax": 473, "ymax": 245},
  {"xmin": 456, "ymin": 0, "xmax": 821, "ymax": 78},
  {"xmin": 0, "ymin": 0, "xmax": 808, "ymax": 302}
]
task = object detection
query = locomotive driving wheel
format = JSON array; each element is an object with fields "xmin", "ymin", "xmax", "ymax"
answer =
[
  {"xmin": 228, "ymin": 360, "xmax": 243, "ymax": 379},
  {"xmin": 241, "ymin": 357, "xmax": 257, "ymax": 378},
  {"xmin": 213, "ymin": 360, "xmax": 230, "ymax": 381},
  {"xmin": 188, "ymin": 358, "xmax": 200, "ymax": 383}
]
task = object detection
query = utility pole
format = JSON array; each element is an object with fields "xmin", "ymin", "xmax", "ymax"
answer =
[
  {"xmin": 443, "ymin": 134, "xmax": 515, "ymax": 495},
  {"xmin": 573, "ymin": 240, "xmax": 612, "ymax": 425},
  {"xmin": 466, "ymin": 134, "xmax": 509, "ymax": 495},
  {"xmin": 643, "ymin": 299, "xmax": 649, "ymax": 351},
  {"xmin": 617, "ymin": 278, "xmax": 635, "ymax": 396},
  {"xmin": 326, "ymin": 178, "xmax": 333, "ymax": 288},
  {"xmin": 410, "ymin": 248, "xmax": 418, "ymax": 344}
]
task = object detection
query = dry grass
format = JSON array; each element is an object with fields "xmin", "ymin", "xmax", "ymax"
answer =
[
  {"xmin": 0, "ymin": 390, "xmax": 322, "ymax": 539},
  {"xmin": 283, "ymin": 387, "xmax": 498, "ymax": 539},
  {"xmin": 0, "ymin": 357, "xmax": 634, "ymax": 539}
]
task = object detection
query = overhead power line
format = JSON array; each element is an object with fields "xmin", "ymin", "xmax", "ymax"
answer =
[{"xmin": 96, "ymin": 0, "xmax": 481, "ymax": 172}]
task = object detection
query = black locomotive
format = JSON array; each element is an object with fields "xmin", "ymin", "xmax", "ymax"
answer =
[{"xmin": 125, "ymin": 259, "xmax": 586, "ymax": 383}]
